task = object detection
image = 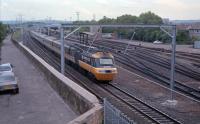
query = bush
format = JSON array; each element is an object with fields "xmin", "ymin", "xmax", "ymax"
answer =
[
  {"xmin": 0, "ymin": 23, "xmax": 7, "ymax": 43},
  {"xmin": 176, "ymin": 30, "xmax": 191, "ymax": 44}
]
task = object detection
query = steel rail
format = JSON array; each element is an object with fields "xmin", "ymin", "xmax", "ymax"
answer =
[{"xmin": 99, "ymin": 83, "xmax": 182, "ymax": 124}]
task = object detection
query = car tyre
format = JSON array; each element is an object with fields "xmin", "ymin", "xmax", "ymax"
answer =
[{"xmin": 13, "ymin": 88, "xmax": 19, "ymax": 94}]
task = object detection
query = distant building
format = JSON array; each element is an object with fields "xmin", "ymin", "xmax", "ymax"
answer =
[
  {"xmin": 188, "ymin": 25, "xmax": 200, "ymax": 38},
  {"xmin": 176, "ymin": 24, "xmax": 189, "ymax": 30},
  {"xmin": 194, "ymin": 41, "xmax": 200, "ymax": 49},
  {"xmin": 176, "ymin": 24, "xmax": 200, "ymax": 38}
]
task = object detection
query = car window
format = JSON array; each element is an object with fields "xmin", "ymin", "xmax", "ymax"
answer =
[
  {"xmin": 0, "ymin": 66, "xmax": 11, "ymax": 71},
  {"xmin": 0, "ymin": 75, "xmax": 15, "ymax": 83}
]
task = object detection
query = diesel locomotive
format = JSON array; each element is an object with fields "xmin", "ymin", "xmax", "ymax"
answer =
[{"xmin": 30, "ymin": 31, "xmax": 117, "ymax": 81}]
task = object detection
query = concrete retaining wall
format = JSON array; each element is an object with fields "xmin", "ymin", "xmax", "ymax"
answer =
[{"xmin": 12, "ymin": 36, "xmax": 103, "ymax": 124}]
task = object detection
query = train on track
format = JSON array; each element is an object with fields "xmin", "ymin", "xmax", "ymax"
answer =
[{"xmin": 30, "ymin": 31, "xmax": 117, "ymax": 82}]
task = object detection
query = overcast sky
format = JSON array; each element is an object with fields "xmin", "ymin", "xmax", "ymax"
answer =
[{"xmin": 1, "ymin": 0, "xmax": 200, "ymax": 21}]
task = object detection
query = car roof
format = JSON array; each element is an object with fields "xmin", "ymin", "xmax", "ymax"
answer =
[
  {"xmin": 0, "ymin": 63, "xmax": 11, "ymax": 67},
  {"xmin": 153, "ymin": 40, "xmax": 162, "ymax": 43},
  {"xmin": 0, "ymin": 72, "xmax": 14, "ymax": 77}
]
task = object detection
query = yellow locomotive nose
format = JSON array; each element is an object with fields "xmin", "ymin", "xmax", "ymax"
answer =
[{"xmin": 95, "ymin": 68, "xmax": 117, "ymax": 81}]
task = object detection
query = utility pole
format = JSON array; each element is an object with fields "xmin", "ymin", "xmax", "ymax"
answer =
[
  {"xmin": 19, "ymin": 14, "xmax": 23, "ymax": 43},
  {"xmin": 76, "ymin": 12, "xmax": 80, "ymax": 22},
  {"xmin": 92, "ymin": 14, "xmax": 96, "ymax": 21},
  {"xmin": 60, "ymin": 25, "xmax": 81, "ymax": 74},
  {"xmin": 170, "ymin": 25, "xmax": 177, "ymax": 100},
  {"xmin": 160, "ymin": 25, "xmax": 177, "ymax": 105},
  {"xmin": 60, "ymin": 26, "xmax": 65, "ymax": 74},
  {"xmin": 69, "ymin": 17, "xmax": 72, "ymax": 23}
]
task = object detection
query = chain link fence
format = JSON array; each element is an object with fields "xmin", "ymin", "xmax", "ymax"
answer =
[{"xmin": 104, "ymin": 98, "xmax": 136, "ymax": 124}]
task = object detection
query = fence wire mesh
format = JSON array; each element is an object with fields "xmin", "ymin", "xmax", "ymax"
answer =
[{"xmin": 104, "ymin": 98, "xmax": 136, "ymax": 124}]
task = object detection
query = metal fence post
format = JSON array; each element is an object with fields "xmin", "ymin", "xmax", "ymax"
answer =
[
  {"xmin": 104, "ymin": 98, "xmax": 106, "ymax": 124},
  {"xmin": 104, "ymin": 98, "xmax": 136, "ymax": 124}
]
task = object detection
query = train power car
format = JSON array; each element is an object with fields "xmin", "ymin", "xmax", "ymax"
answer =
[{"xmin": 30, "ymin": 31, "xmax": 117, "ymax": 82}]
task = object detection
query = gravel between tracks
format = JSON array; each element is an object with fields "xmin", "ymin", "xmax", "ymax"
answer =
[{"xmin": 112, "ymin": 65, "xmax": 200, "ymax": 124}]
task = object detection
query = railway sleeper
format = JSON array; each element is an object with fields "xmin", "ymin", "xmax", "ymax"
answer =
[
  {"xmin": 144, "ymin": 112, "xmax": 166, "ymax": 119},
  {"xmin": 156, "ymin": 120, "xmax": 176, "ymax": 124},
  {"xmin": 139, "ymin": 108, "xmax": 154, "ymax": 112}
]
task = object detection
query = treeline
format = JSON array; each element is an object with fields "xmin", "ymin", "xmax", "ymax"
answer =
[
  {"xmin": 98, "ymin": 11, "xmax": 163, "ymax": 24},
  {"xmin": 0, "ymin": 23, "xmax": 8, "ymax": 43},
  {"xmin": 75, "ymin": 11, "xmax": 191, "ymax": 44},
  {"xmin": 98, "ymin": 12, "xmax": 167, "ymax": 42}
]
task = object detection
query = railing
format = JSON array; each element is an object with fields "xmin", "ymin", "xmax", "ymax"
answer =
[{"xmin": 104, "ymin": 98, "xmax": 136, "ymax": 124}]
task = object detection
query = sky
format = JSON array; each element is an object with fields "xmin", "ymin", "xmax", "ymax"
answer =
[{"xmin": 1, "ymin": 0, "xmax": 200, "ymax": 21}]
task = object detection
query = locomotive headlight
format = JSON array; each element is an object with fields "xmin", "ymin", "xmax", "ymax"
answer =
[
  {"xmin": 98, "ymin": 70, "xmax": 106, "ymax": 73},
  {"xmin": 112, "ymin": 69, "xmax": 117, "ymax": 73},
  {"xmin": 98, "ymin": 69, "xmax": 117, "ymax": 73}
]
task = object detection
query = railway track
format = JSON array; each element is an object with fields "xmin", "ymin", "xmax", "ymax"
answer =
[
  {"xmin": 114, "ymin": 53, "xmax": 200, "ymax": 100},
  {"xmin": 102, "ymin": 39, "xmax": 200, "ymax": 63},
  {"xmin": 109, "ymin": 47, "xmax": 200, "ymax": 100},
  {"xmin": 66, "ymin": 37, "xmax": 200, "ymax": 100},
  {"xmin": 128, "ymin": 48, "xmax": 200, "ymax": 80},
  {"xmin": 22, "ymin": 31, "xmax": 182, "ymax": 124},
  {"xmin": 100, "ymin": 83, "xmax": 181, "ymax": 124}
]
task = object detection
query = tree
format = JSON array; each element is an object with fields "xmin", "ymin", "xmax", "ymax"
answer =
[
  {"xmin": 116, "ymin": 15, "xmax": 138, "ymax": 24},
  {"xmin": 138, "ymin": 11, "xmax": 163, "ymax": 24},
  {"xmin": 176, "ymin": 30, "xmax": 191, "ymax": 44},
  {"xmin": 115, "ymin": 15, "xmax": 138, "ymax": 39},
  {"xmin": 191, "ymin": 36, "xmax": 200, "ymax": 42},
  {"xmin": 135, "ymin": 11, "xmax": 164, "ymax": 42},
  {"xmin": 0, "ymin": 23, "xmax": 7, "ymax": 42},
  {"xmin": 95, "ymin": 12, "xmax": 189, "ymax": 44},
  {"xmin": 98, "ymin": 16, "xmax": 116, "ymax": 33},
  {"xmin": 98, "ymin": 16, "xmax": 115, "ymax": 24}
]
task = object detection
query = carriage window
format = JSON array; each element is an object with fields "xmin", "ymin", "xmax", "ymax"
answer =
[
  {"xmin": 91, "ymin": 58, "xmax": 96, "ymax": 66},
  {"xmin": 70, "ymin": 48, "xmax": 76, "ymax": 56},
  {"xmin": 82, "ymin": 55, "xmax": 91, "ymax": 64}
]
